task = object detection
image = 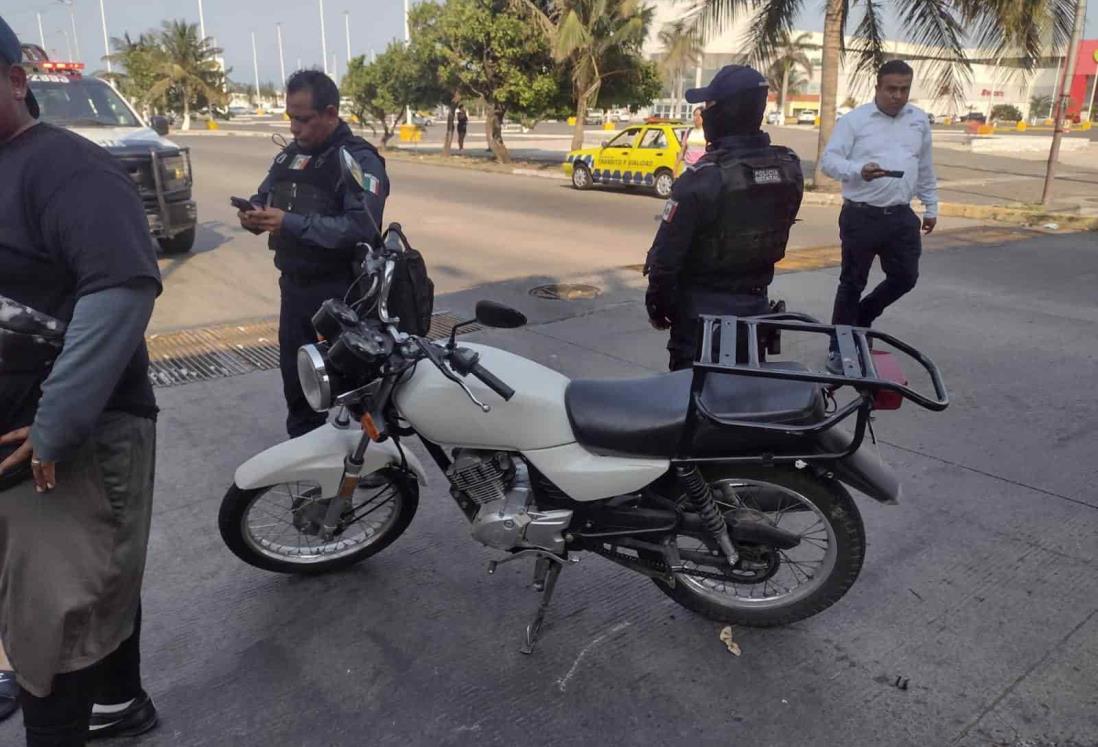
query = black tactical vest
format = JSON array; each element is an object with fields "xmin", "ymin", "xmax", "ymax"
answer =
[
  {"xmin": 683, "ymin": 145, "xmax": 803, "ymax": 289},
  {"xmin": 267, "ymin": 127, "xmax": 378, "ymax": 275}
]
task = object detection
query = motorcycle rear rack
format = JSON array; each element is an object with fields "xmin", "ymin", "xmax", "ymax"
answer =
[{"xmin": 676, "ymin": 313, "xmax": 949, "ymax": 465}]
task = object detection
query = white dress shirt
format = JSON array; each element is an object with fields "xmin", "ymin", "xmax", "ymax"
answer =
[{"xmin": 820, "ymin": 102, "xmax": 938, "ymax": 218}]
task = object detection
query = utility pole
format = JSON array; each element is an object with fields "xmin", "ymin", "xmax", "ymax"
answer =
[
  {"xmin": 197, "ymin": 0, "xmax": 207, "ymax": 40},
  {"xmin": 403, "ymin": 0, "xmax": 411, "ymax": 124},
  {"xmin": 319, "ymin": 0, "xmax": 329, "ymax": 75},
  {"xmin": 276, "ymin": 23, "xmax": 287, "ymax": 90},
  {"xmin": 58, "ymin": 0, "xmax": 81, "ymax": 61},
  {"xmin": 1041, "ymin": 0, "xmax": 1088, "ymax": 205},
  {"xmin": 98, "ymin": 0, "xmax": 111, "ymax": 73},
  {"xmin": 37, "ymin": 12, "xmax": 46, "ymax": 50},
  {"xmin": 344, "ymin": 11, "xmax": 351, "ymax": 64},
  {"xmin": 251, "ymin": 31, "xmax": 261, "ymax": 108}
]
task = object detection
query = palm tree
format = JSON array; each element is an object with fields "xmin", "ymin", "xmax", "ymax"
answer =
[
  {"xmin": 1029, "ymin": 93, "xmax": 1053, "ymax": 119},
  {"xmin": 519, "ymin": 0, "xmax": 655, "ymax": 151},
  {"xmin": 766, "ymin": 59, "xmax": 810, "ymax": 117},
  {"xmin": 762, "ymin": 31, "xmax": 814, "ymax": 123},
  {"xmin": 658, "ymin": 20, "xmax": 704, "ymax": 120},
  {"xmin": 146, "ymin": 20, "xmax": 226, "ymax": 130},
  {"xmin": 689, "ymin": 0, "xmax": 1077, "ymax": 189}
]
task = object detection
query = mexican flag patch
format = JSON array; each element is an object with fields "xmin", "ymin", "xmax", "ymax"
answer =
[{"xmin": 363, "ymin": 174, "xmax": 382, "ymax": 195}]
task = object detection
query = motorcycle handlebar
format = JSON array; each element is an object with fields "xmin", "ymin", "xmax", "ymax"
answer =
[{"xmin": 470, "ymin": 362, "xmax": 515, "ymax": 401}]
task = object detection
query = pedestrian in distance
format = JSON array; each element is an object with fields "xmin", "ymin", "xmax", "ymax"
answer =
[
  {"xmin": 820, "ymin": 59, "xmax": 938, "ymax": 373},
  {"xmin": 456, "ymin": 104, "xmax": 469, "ymax": 152},
  {"xmin": 239, "ymin": 69, "xmax": 389, "ymax": 439},
  {"xmin": 674, "ymin": 106, "xmax": 707, "ymax": 176},
  {"xmin": 0, "ymin": 15, "xmax": 160, "ymax": 743},
  {"xmin": 645, "ymin": 65, "xmax": 804, "ymax": 371}
]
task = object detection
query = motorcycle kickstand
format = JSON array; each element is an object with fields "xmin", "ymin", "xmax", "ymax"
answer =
[{"xmin": 520, "ymin": 558, "xmax": 563, "ymax": 655}]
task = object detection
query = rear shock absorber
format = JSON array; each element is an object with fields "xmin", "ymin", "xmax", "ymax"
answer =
[{"xmin": 675, "ymin": 465, "xmax": 739, "ymax": 566}]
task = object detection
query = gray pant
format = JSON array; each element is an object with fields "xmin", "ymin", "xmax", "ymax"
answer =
[{"xmin": 0, "ymin": 411, "xmax": 155, "ymax": 697}]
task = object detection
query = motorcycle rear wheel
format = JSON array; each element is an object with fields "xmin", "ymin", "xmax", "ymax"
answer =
[
  {"xmin": 218, "ymin": 468, "xmax": 419, "ymax": 574},
  {"xmin": 648, "ymin": 466, "xmax": 865, "ymax": 627}
]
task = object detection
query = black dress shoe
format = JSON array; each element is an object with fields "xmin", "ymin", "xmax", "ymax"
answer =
[
  {"xmin": 88, "ymin": 691, "xmax": 158, "ymax": 740},
  {"xmin": 0, "ymin": 671, "xmax": 18, "ymax": 721}
]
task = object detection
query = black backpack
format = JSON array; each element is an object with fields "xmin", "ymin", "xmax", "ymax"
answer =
[{"xmin": 380, "ymin": 224, "xmax": 435, "ymax": 337}]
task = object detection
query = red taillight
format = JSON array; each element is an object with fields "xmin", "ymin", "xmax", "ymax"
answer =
[
  {"xmin": 41, "ymin": 61, "xmax": 84, "ymax": 73},
  {"xmin": 871, "ymin": 350, "xmax": 907, "ymax": 410}
]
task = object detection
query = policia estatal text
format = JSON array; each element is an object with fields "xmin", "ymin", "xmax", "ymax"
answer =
[
  {"xmin": 240, "ymin": 70, "xmax": 389, "ymax": 437},
  {"xmin": 645, "ymin": 65, "xmax": 803, "ymax": 371}
]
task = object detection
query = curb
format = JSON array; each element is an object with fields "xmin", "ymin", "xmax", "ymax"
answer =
[{"xmin": 800, "ymin": 191, "xmax": 1098, "ymax": 230}]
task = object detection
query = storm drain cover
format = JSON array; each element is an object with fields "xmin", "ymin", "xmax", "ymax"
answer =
[
  {"xmin": 146, "ymin": 312, "xmax": 479, "ymax": 388},
  {"xmin": 528, "ymin": 283, "xmax": 602, "ymax": 301}
]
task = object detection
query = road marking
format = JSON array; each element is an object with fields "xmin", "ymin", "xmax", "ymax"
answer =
[{"xmin": 557, "ymin": 621, "xmax": 632, "ymax": 693}]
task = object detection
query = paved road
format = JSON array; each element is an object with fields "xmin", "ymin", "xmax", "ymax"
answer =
[
  {"xmin": 155, "ymin": 135, "xmax": 987, "ymax": 333},
  {"xmin": 5, "ymin": 226, "xmax": 1095, "ymax": 746}
]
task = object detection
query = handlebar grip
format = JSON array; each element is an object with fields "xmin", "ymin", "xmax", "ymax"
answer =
[{"xmin": 471, "ymin": 363, "xmax": 515, "ymax": 401}]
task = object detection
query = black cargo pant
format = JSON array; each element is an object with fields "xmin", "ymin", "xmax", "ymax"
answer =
[
  {"xmin": 831, "ymin": 202, "xmax": 922, "ymax": 328},
  {"xmin": 279, "ymin": 272, "xmax": 353, "ymax": 438},
  {"xmin": 668, "ymin": 287, "xmax": 770, "ymax": 371}
]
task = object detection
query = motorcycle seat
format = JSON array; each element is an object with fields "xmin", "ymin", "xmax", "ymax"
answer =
[{"xmin": 564, "ymin": 365, "xmax": 823, "ymax": 458}]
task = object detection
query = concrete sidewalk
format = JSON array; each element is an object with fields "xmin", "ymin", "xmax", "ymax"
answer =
[{"xmin": 3, "ymin": 231, "xmax": 1096, "ymax": 745}]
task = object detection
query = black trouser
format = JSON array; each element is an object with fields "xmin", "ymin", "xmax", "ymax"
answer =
[
  {"xmin": 457, "ymin": 127, "xmax": 467, "ymax": 150},
  {"xmin": 831, "ymin": 203, "xmax": 922, "ymax": 329},
  {"xmin": 20, "ymin": 606, "xmax": 143, "ymax": 747},
  {"xmin": 668, "ymin": 287, "xmax": 770, "ymax": 371},
  {"xmin": 279, "ymin": 273, "xmax": 353, "ymax": 438}
]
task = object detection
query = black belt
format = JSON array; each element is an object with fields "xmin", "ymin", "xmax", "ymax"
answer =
[
  {"xmin": 282, "ymin": 270, "xmax": 348, "ymax": 286},
  {"xmin": 843, "ymin": 200, "xmax": 910, "ymax": 215}
]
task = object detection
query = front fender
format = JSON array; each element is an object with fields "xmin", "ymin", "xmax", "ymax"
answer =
[{"xmin": 234, "ymin": 424, "xmax": 429, "ymax": 497}]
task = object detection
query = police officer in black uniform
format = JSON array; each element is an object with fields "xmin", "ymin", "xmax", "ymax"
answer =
[
  {"xmin": 240, "ymin": 70, "xmax": 389, "ymax": 438},
  {"xmin": 645, "ymin": 65, "xmax": 803, "ymax": 370}
]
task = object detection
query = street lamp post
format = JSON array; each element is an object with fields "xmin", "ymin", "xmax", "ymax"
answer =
[
  {"xmin": 98, "ymin": 0, "xmax": 111, "ymax": 73},
  {"xmin": 37, "ymin": 12, "xmax": 46, "ymax": 50},
  {"xmin": 276, "ymin": 23, "xmax": 287, "ymax": 90},
  {"xmin": 251, "ymin": 31, "xmax": 261, "ymax": 110},
  {"xmin": 197, "ymin": 0, "xmax": 207, "ymax": 40},
  {"xmin": 344, "ymin": 11, "xmax": 351, "ymax": 64},
  {"xmin": 319, "ymin": 0, "xmax": 329, "ymax": 75},
  {"xmin": 63, "ymin": 1, "xmax": 80, "ymax": 61},
  {"xmin": 403, "ymin": 0, "xmax": 410, "ymax": 124}
]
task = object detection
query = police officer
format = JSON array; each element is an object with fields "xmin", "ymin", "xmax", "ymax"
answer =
[
  {"xmin": 645, "ymin": 65, "xmax": 804, "ymax": 370},
  {"xmin": 240, "ymin": 70, "xmax": 389, "ymax": 438}
]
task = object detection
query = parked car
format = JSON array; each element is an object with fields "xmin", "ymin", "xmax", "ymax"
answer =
[
  {"xmin": 587, "ymin": 109, "xmax": 607, "ymax": 124},
  {"xmin": 797, "ymin": 110, "xmax": 818, "ymax": 124},
  {"xmin": 615, "ymin": 110, "xmax": 632, "ymax": 123},
  {"xmin": 564, "ymin": 122, "xmax": 689, "ymax": 199},
  {"xmin": 958, "ymin": 112, "xmax": 987, "ymax": 123},
  {"xmin": 766, "ymin": 110, "xmax": 783, "ymax": 125}
]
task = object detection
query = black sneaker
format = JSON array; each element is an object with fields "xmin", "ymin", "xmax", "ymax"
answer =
[
  {"xmin": 0, "ymin": 671, "xmax": 18, "ymax": 722},
  {"xmin": 88, "ymin": 691, "xmax": 158, "ymax": 740}
]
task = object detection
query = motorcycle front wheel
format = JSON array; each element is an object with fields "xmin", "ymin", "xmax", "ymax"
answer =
[
  {"xmin": 648, "ymin": 466, "xmax": 866, "ymax": 627},
  {"xmin": 218, "ymin": 468, "xmax": 419, "ymax": 574}
]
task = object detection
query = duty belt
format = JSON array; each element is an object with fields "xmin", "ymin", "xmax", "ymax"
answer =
[{"xmin": 843, "ymin": 200, "xmax": 911, "ymax": 215}]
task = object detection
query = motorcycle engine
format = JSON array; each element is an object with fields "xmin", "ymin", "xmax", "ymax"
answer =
[{"xmin": 446, "ymin": 450, "xmax": 572, "ymax": 553}]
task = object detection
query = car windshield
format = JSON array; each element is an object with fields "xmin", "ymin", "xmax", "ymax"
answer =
[
  {"xmin": 31, "ymin": 78, "xmax": 141, "ymax": 128},
  {"xmin": 606, "ymin": 128, "xmax": 640, "ymax": 147}
]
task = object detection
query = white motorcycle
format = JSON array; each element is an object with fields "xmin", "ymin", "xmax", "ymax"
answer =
[{"xmin": 219, "ymin": 153, "xmax": 949, "ymax": 652}]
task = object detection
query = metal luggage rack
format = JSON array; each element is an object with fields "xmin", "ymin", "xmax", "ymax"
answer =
[{"xmin": 678, "ymin": 313, "xmax": 950, "ymax": 464}]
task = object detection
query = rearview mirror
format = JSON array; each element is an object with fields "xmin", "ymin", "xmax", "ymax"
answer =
[
  {"xmin": 476, "ymin": 301, "xmax": 527, "ymax": 329},
  {"xmin": 601, "ymin": 140, "xmax": 609, "ymax": 147},
  {"xmin": 339, "ymin": 147, "xmax": 366, "ymax": 194},
  {"xmin": 150, "ymin": 115, "xmax": 170, "ymax": 137}
]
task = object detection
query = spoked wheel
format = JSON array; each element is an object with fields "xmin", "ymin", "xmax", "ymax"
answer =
[
  {"xmin": 648, "ymin": 466, "xmax": 865, "ymax": 627},
  {"xmin": 218, "ymin": 468, "xmax": 418, "ymax": 574}
]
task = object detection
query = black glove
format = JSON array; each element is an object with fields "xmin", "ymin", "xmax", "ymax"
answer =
[{"xmin": 645, "ymin": 285, "xmax": 673, "ymax": 330}]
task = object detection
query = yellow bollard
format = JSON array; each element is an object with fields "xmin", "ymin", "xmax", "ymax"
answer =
[
  {"xmin": 1081, "ymin": 120, "xmax": 1092, "ymax": 131},
  {"xmin": 602, "ymin": 121, "xmax": 615, "ymax": 131},
  {"xmin": 1016, "ymin": 121, "xmax": 1027, "ymax": 132},
  {"xmin": 567, "ymin": 116, "xmax": 577, "ymax": 127},
  {"xmin": 282, "ymin": 112, "xmax": 290, "ymax": 121},
  {"xmin": 206, "ymin": 118, "xmax": 219, "ymax": 130},
  {"xmin": 814, "ymin": 116, "xmax": 821, "ymax": 127}
]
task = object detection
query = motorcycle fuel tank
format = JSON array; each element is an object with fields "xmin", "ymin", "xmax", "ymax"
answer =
[{"xmin": 394, "ymin": 343, "xmax": 576, "ymax": 451}]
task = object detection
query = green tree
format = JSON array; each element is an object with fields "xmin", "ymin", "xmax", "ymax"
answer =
[
  {"xmin": 1029, "ymin": 93, "xmax": 1053, "ymax": 118},
  {"xmin": 342, "ymin": 47, "xmax": 407, "ymax": 148},
  {"xmin": 102, "ymin": 32, "xmax": 163, "ymax": 116},
  {"xmin": 428, "ymin": 0, "xmax": 562, "ymax": 163},
  {"xmin": 408, "ymin": 1, "xmax": 466, "ymax": 155},
  {"xmin": 657, "ymin": 20, "xmax": 703, "ymax": 121},
  {"xmin": 990, "ymin": 103, "xmax": 1023, "ymax": 121},
  {"xmin": 691, "ymin": 0, "xmax": 1077, "ymax": 188},
  {"xmin": 519, "ymin": 0, "xmax": 655, "ymax": 150},
  {"xmin": 763, "ymin": 31, "xmax": 814, "ymax": 119}
]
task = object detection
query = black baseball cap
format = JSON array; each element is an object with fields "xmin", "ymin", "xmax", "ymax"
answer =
[
  {"xmin": 0, "ymin": 15, "xmax": 39, "ymax": 118},
  {"xmin": 685, "ymin": 64, "xmax": 768, "ymax": 105}
]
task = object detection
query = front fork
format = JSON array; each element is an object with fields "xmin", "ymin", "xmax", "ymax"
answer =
[{"xmin": 319, "ymin": 428, "xmax": 373, "ymax": 540}]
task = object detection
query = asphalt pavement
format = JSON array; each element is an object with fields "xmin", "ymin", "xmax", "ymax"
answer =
[{"xmin": 3, "ymin": 225, "xmax": 1094, "ymax": 746}]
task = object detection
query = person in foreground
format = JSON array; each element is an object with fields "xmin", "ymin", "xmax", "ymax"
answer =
[
  {"xmin": 0, "ymin": 16, "xmax": 160, "ymax": 745},
  {"xmin": 645, "ymin": 64, "xmax": 804, "ymax": 370}
]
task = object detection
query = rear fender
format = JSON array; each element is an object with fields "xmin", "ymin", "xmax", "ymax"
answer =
[
  {"xmin": 234, "ymin": 423, "xmax": 429, "ymax": 497},
  {"xmin": 817, "ymin": 429, "xmax": 902, "ymax": 505}
]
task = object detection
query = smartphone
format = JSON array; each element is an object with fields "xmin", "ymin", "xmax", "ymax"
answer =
[
  {"xmin": 881, "ymin": 170, "xmax": 905, "ymax": 178},
  {"xmin": 231, "ymin": 196, "xmax": 257, "ymax": 212}
]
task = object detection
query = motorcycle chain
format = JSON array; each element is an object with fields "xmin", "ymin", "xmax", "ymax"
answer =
[{"xmin": 592, "ymin": 544, "xmax": 747, "ymax": 584}]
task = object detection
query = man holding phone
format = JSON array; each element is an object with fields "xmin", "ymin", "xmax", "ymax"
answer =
[
  {"xmin": 820, "ymin": 59, "xmax": 938, "ymax": 373},
  {"xmin": 238, "ymin": 69, "xmax": 388, "ymax": 438}
]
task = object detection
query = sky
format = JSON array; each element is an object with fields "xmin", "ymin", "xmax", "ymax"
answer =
[{"xmin": 1, "ymin": 0, "xmax": 1095, "ymax": 87}]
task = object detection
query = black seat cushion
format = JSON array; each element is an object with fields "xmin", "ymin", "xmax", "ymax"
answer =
[{"xmin": 564, "ymin": 364, "xmax": 823, "ymax": 458}]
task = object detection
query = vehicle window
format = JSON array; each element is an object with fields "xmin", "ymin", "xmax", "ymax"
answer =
[
  {"xmin": 32, "ymin": 79, "xmax": 140, "ymax": 128},
  {"xmin": 639, "ymin": 129, "xmax": 669, "ymax": 149},
  {"xmin": 673, "ymin": 127, "xmax": 688, "ymax": 143},
  {"xmin": 606, "ymin": 127, "xmax": 641, "ymax": 147}
]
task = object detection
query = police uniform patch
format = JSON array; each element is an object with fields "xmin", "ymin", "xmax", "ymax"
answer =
[
  {"xmin": 290, "ymin": 155, "xmax": 312, "ymax": 170},
  {"xmin": 661, "ymin": 199, "xmax": 679, "ymax": 223},
  {"xmin": 363, "ymin": 174, "xmax": 382, "ymax": 195},
  {"xmin": 753, "ymin": 168, "xmax": 781, "ymax": 184}
]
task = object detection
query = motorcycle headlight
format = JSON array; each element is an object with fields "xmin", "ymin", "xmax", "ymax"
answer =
[
  {"xmin": 297, "ymin": 344, "xmax": 331, "ymax": 412},
  {"xmin": 160, "ymin": 154, "xmax": 190, "ymax": 191}
]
